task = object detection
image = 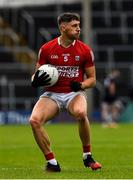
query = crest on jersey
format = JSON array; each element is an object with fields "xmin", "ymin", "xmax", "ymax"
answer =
[
  {"xmin": 64, "ymin": 55, "xmax": 68, "ymax": 62},
  {"xmin": 62, "ymin": 53, "xmax": 70, "ymax": 62},
  {"xmin": 75, "ymin": 55, "xmax": 80, "ymax": 61}
]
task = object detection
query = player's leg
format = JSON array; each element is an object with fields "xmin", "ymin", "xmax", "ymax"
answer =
[
  {"xmin": 68, "ymin": 94, "xmax": 90, "ymax": 145},
  {"xmin": 68, "ymin": 94, "xmax": 101, "ymax": 170},
  {"xmin": 29, "ymin": 97, "xmax": 61, "ymax": 172},
  {"xmin": 111, "ymin": 100, "xmax": 123, "ymax": 128},
  {"xmin": 101, "ymin": 102, "xmax": 112, "ymax": 127}
]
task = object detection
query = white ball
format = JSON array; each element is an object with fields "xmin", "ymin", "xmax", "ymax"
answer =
[{"xmin": 38, "ymin": 64, "xmax": 59, "ymax": 87}]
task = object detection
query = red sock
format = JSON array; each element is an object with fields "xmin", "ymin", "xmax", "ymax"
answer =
[
  {"xmin": 45, "ymin": 152, "xmax": 54, "ymax": 161},
  {"xmin": 83, "ymin": 145, "xmax": 91, "ymax": 153}
]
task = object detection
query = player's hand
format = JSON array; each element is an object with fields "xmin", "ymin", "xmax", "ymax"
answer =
[
  {"xmin": 70, "ymin": 81, "xmax": 83, "ymax": 92},
  {"xmin": 31, "ymin": 70, "xmax": 51, "ymax": 88}
]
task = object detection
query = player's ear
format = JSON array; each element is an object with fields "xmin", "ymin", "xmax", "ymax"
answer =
[{"xmin": 60, "ymin": 23, "xmax": 66, "ymax": 32}]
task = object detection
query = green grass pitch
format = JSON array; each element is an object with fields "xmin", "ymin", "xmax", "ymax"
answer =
[{"xmin": 0, "ymin": 123, "xmax": 133, "ymax": 179}]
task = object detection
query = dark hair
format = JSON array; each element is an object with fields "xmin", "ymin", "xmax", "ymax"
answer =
[{"xmin": 57, "ymin": 12, "xmax": 80, "ymax": 26}]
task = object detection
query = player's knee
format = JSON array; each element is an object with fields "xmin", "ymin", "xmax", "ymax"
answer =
[
  {"xmin": 29, "ymin": 116, "xmax": 42, "ymax": 128},
  {"xmin": 74, "ymin": 109, "xmax": 87, "ymax": 121}
]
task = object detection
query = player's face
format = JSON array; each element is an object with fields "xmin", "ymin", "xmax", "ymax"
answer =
[{"xmin": 62, "ymin": 20, "xmax": 80, "ymax": 40}]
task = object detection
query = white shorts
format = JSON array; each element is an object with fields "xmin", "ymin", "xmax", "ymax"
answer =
[{"xmin": 40, "ymin": 91, "xmax": 86, "ymax": 110}]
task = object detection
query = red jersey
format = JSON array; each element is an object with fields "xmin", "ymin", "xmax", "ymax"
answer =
[{"xmin": 38, "ymin": 37, "xmax": 94, "ymax": 93}]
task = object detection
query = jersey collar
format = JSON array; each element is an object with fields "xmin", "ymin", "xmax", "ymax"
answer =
[{"xmin": 58, "ymin": 37, "xmax": 76, "ymax": 47}]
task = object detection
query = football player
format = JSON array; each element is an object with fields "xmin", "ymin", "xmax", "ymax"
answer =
[{"xmin": 29, "ymin": 12, "xmax": 101, "ymax": 172}]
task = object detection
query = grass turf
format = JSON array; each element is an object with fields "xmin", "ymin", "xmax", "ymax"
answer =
[{"xmin": 0, "ymin": 123, "xmax": 133, "ymax": 179}]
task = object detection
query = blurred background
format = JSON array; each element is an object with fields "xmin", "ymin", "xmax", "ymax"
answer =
[{"xmin": 0, "ymin": 0, "xmax": 133, "ymax": 124}]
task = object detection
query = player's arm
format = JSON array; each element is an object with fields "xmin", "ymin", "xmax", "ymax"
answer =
[
  {"xmin": 31, "ymin": 62, "xmax": 41, "ymax": 82},
  {"xmin": 108, "ymin": 80, "xmax": 116, "ymax": 95},
  {"xmin": 70, "ymin": 47, "xmax": 96, "ymax": 92},
  {"xmin": 81, "ymin": 65, "xmax": 96, "ymax": 89},
  {"xmin": 81, "ymin": 49, "xmax": 96, "ymax": 89},
  {"xmin": 31, "ymin": 45, "xmax": 52, "ymax": 88},
  {"xmin": 70, "ymin": 66, "xmax": 96, "ymax": 92}
]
